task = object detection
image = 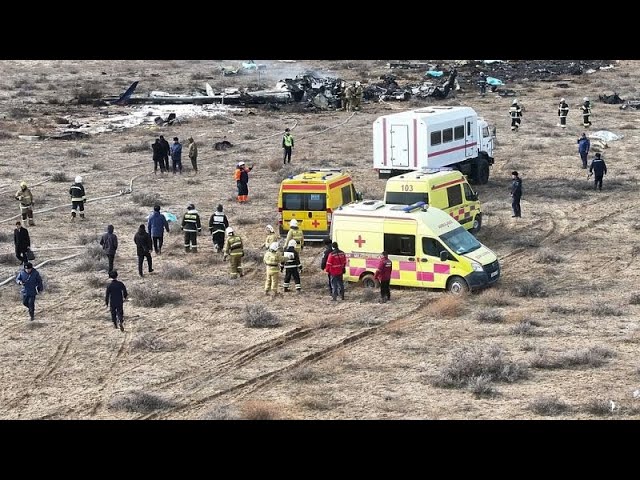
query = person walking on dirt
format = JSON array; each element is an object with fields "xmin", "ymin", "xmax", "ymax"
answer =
[
  {"xmin": 264, "ymin": 224, "xmax": 279, "ymax": 249},
  {"xmin": 170, "ymin": 137, "xmax": 183, "ymax": 174},
  {"xmin": 223, "ymin": 226, "xmax": 244, "ymax": 278},
  {"xmin": 15, "ymin": 181, "xmax": 35, "ymax": 226},
  {"xmin": 509, "ymin": 99, "xmax": 522, "ymax": 132},
  {"xmin": 134, "ymin": 224, "xmax": 154, "ymax": 277},
  {"xmin": 15, "ymin": 262, "xmax": 43, "ymax": 321},
  {"xmin": 558, "ymin": 98, "xmax": 569, "ymax": 128},
  {"xmin": 325, "ymin": 241, "xmax": 347, "ymax": 301},
  {"xmin": 14, "ymin": 221, "xmax": 31, "ymax": 265},
  {"xmin": 282, "ymin": 128, "xmax": 294, "ymax": 164},
  {"xmin": 581, "ymin": 97, "xmax": 592, "ymax": 127},
  {"xmin": 589, "ymin": 153, "xmax": 607, "ymax": 191},
  {"xmin": 105, "ymin": 269, "xmax": 128, "ymax": 331},
  {"xmin": 100, "ymin": 224, "xmax": 118, "ymax": 273},
  {"xmin": 234, "ymin": 161, "xmax": 252, "ymax": 203},
  {"xmin": 285, "ymin": 218, "xmax": 304, "ymax": 252},
  {"xmin": 209, "ymin": 204, "xmax": 229, "ymax": 253},
  {"xmin": 147, "ymin": 205, "xmax": 170, "ymax": 255},
  {"xmin": 187, "ymin": 136, "xmax": 198, "ymax": 174},
  {"xmin": 281, "ymin": 239, "xmax": 302, "ymax": 293},
  {"xmin": 264, "ymin": 241, "xmax": 285, "ymax": 296},
  {"xmin": 320, "ymin": 236, "xmax": 333, "ymax": 295},
  {"xmin": 69, "ymin": 175, "xmax": 86, "ymax": 221},
  {"xmin": 577, "ymin": 133, "xmax": 591, "ymax": 169},
  {"xmin": 181, "ymin": 203, "xmax": 202, "ymax": 253},
  {"xmin": 510, "ymin": 171, "xmax": 523, "ymax": 218},
  {"xmin": 151, "ymin": 138, "xmax": 165, "ymax": 174},
  {"xmin": 374, "ymin": 251, "xmax": 393, "ymax": 303},
  {"xmin": 159, "ymin": 135, "xmax": 171, "ymax": 171}
]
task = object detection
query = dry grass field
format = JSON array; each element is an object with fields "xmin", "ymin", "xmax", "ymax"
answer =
[{"xmin": 1, "ymin": 59, "xmax": 640, "ymax": 420}]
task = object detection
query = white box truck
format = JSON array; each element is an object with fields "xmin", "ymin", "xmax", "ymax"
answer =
[{"xmin": 373, "ymin": 106, "xmax": 496, "ymax": 184}]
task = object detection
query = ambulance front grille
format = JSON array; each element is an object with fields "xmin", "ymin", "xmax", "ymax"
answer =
[{"xmin": 483, "ymin": 260, "xmax": 500, "ymax": 276}]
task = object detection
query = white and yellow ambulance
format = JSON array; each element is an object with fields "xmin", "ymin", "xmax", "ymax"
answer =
[
  {"xmin": 330, "ymin": 200, "xmax": 500, "ymax": 294},
  {"xmin": 384, "ymin": 168, "xmax": 482, "ymax": 233}
]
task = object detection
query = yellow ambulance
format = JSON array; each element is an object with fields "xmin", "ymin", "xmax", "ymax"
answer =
[
  {"xmin": 384, "ymin": 168, "xmax": 482, "ymax": 233},
  {"xmin": 278, "ymin": 169, "xmax": 359, "ymax": 242},
  {"xmin": 330, "ymin": 200, "xmax": 500, "ymax": 294}
]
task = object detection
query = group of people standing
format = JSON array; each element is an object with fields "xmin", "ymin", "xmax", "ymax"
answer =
[
  {"xmin": 151, "ymin": 136, "xmax": 198, "ymax": 174},
  {"xmin": 508, "ymin": 97, "xmax": 593, "ymax": 133}
]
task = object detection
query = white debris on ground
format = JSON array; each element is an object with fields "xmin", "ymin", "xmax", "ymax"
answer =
[
  {"xmin": 58, "ymin": 104, "xmax": 242, "ymax": 135},
  {"xmin": 590, "ymin": 130, "xmax": 624, "ymax": 143}
]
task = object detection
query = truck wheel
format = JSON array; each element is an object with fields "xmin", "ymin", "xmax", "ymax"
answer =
[
  {"xmin": 471, "ymin": 214, "xmax": 482, "ymax": 234},
  {"xmin": 447, "ymin": 276, "xmax": 469, "ymax": 295},
  {"xmin": 477, "ymin": 158, "xmax": 490, "ymax": 185},
  {"xmin": 361, "ymin": 273, "xmax": 377, "ymax": 289}
]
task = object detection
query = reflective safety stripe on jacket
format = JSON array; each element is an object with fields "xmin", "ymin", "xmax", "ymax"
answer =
[
  {"xmin": 70, "ymin": 183, "xmax": 86, "ymax": 202},
  {"xmin": 286, "ymin": 228, "xmax": 304, "ymax": 250},
  {"xmin": 283, "ymin": 134, "xmax": 294, "ymax": 147},
  {"xmin": 226, "ymin": 235, "xmax": 244, "ymax": 256},
  {"xmin": 182, "ymin": 212, "xmax": 201, "ymax": 232},
  {"xmin": 264, "ymin": 250, "xmax": 282, "ymax": 272},
  {"xmin": 509, "ymin": 106, "xmax": 521, "ymax": 118}
]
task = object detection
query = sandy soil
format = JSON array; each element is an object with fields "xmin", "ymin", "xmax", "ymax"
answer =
[{"xmin": 0, "ymin": 60, "xmax": 639, "ymax": 420}]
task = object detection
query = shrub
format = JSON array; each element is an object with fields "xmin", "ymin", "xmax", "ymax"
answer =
[
  {"xmin": 120, "ymin": 142, "xmax": 150, "ymax": 153},
  {"xmin": 131, "ymin": 333, "xmax": 176, "ymax": 352},
  {"xmin": 427, "ymin": 294, "xmax": 463, "ymax": 318},
  {"xmin": 590, "ymin": 303, "xmax": 624, "ymax": 317},
  {"xmin": 468, "ymin": 375, "xmax": 498, "ymax": 398},
  {"xmin": 475, "ymin": 308, "xmax": 504, "ymax": 323},
  {"xmin": 78, "ymin": 233, "xmax": 99, "ymax": 245},
  {"xmin": 132, "ymin": 192, "xmax": 163, "ymax": 207},
  {"xmin": 67, "ymin": 148, "xmax": 89, "ymax": 158},
  {"xmin": 478, "ymin": 288, "xmax": 513, "ymax": 306},
  {"xmin": 51, "ymin": 172, "xmax": 69, "ymax": 182},
  {"xmin": 529, "ymin": 396, "xmax": 569, "ymax": 416},
  {"xmin": 300, "ymin": 396, "xmax": 336, "ymax": 411},
  {"xmin": 240, "ymin": 400, "xmax": 280, "ymax": 420},
  {"xmin": 548, "ymin": 304, "xmax": 579, "ymax": 314},
  {"xmin": 0, "ymin": 253, "xmax": 16, "ymax": 265},
  {"xmin": 200, "ymin": 405, "xmax": 240, "ymax": 420},
  {"xmin": 243, "ymin": 304, "xmax": 280, "ymax": 328},
  {"xmin": 92, "ymin": 163, "xmax": 106, "ymax": 171},
  {"xmin": 0, "ymin": 231, "xmax": 10, "ymax": 243},
  {"xmin": 108, "ymin": 391, "xmax": 178, "ymax": 413},
  {"xmin": 129, "ymin": 285, "xmax": 182, "ymax": 308},
  {"xmin": 533, "ymin": 248, "xmax": 564, "ymax": 264},
  {"xmin": 161, "ymin": 265, "xmax": 193, "ymax": 280},
  {"xmin": 629, "ymin": 293, "xmax": 640, "ymax": 305},
  {"xmin": 511, "ymin": 321, "xmax": 537, "ymax": 336},
  {"xmin": 242, "ymin": 249, "xmax": 263, "ymax": 264},
  {"xmin": 510, "ymin": 279, "xmax": 548, "ymax": 297},
  {"xmin": 86, "ymin": 275, "xmax": 106, "ymax": 289},
  {"xmin": 584, "ymin": 398, "xmax": 615, "ymax": 416},
  {"xmin": 287, "ymin": 367, "xmax": 318, "ymax": 382}
]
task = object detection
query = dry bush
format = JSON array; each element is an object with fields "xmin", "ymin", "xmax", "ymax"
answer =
[
  {"xmin": 78, "ymin": 233, "xmax": 99, "ymax": 245},
  {"xmin": 530, "ymin": 346, "xmax": 614, "ymax": 369},
  {"xmin": 468, "ymin": 375, "xmax": 498, "ymax": 398},
  {"xmin": 72, "ymin": 245, "xmax": 108, "ymax": 272},
  {"xmin": 359, "ymin": 287, "xmax": 380, "ymax": 303},
  {"xmin": 131, "ymin": 333, "xmax": 181, "ymax": 352},
  {"xmin": 132, "ymin": 192, "xmax": 163, "ymax": 207},
  {"xmin": 529, "ymin": 396, "xmax": 570, "ymax": 416},
  {"xmin": 510, "ymin": 279, "xmax": 548, "ymax": 298},
  {"xmin": 235, "ymin": 217, "xmax": 258, "ymax": 225},
  {"xmin": 478, "ymin": 288, "xmax": 513, "ymax": 306},
  {"xmin": 86, "ymin": 275, "xmax": 106, "ymax": 289},
  {"xmin": 50, "ymin": 172, "xmax": 68, "ymax": 182},
  {"xmin": 475, "ymin": 308, "xmax": 504, "ymax": 324},
  {"xmin": 91, "ymin": 163, "xmax": 106, "ymax": 171},
  {"xmin": 548, "ymin": 304, "xmax": 579, "ymax": 314},
  {"xmin": 0, "ymin": 231, "xmax": 10, "ymax": 242},
  {"xmin": 510, "ymin": 321, "xmax": 539, "ymax": 336},
  {"xmin": 115, "ymin": 206, "xmax": 144, "ymax": 218},
  {"xmin": 240, "ymin": 400, "xmax": 281, "ymax": 420},
  {"xmin": 129, "ymin": 285, "xmax": 181, "ymax": 308},
  {"xmin": 524, "ymin": 142, "xmax": 545, "ymax": 151},
  {"xmin": 619, "ymin": 123, "xmax": 636, "ymax": 130},
  {"xmin": 629, "ymin": 293, "xmax": 640, "ymax": 305},
  {"xmin": 583, "ymin": 398, "xmax": 616, "ymax": 416},
  {"xmin": 511, "ymin": 236, "xmax": 541, "ymax": 249},
  {"xmin": 0, "ymin": 253, "xmax": 17, "ymax": 265},
  {"xmin": 308, "ymin": 124, "xmax": 327, "ymax": 131},
  {"xmin": 299, "ymin": 395, "xmax": 337, "ymax": 411},
  {"xmin": 8, "ymin": 107, "xmax": 29, "ymax": 119},
  {"xmin": 120, "ymin": 141, "xmax": 150, "ymax": 153},
  {"xmin": 243, "ymin": 304, "xmax": 280, "ymax": 328},
  {"xmin": 533, "ymin": 248, "xmax": 564, "ymax": 264},
  {"xmin": 589, "ymin": 302, "xmax": 624, "ymax": 317},
  {"xmin": 432, "ymin": 344, "xmax": 529, "ymax": 389},
  {"xmin": 108, "ymin": 391, "xmax": 178, "ymax": 413},
  {"xmin": 427, "ymin": 294, "xmax": 464, "ymax": 317},
  {"xmin": 275, "ymin": 164, "xmax": 306, "ymax": 182},
  {"xmin": 161, "ymin": 265, "xmax": 193, "ymax": 280},
  {"xmin": 242, "ymin": 249, "xmax": 263, "ymax": 264},
  {"xmin": 67, "ymin": 148, "xmax": 89, "ymax": 158},
  {"xmin": 287, "ymin": 367, "xmax": 318, "ymax": 382},
  {"xmin": 199, "ymin": 404, "xmax": 240, "ymax": 420}
]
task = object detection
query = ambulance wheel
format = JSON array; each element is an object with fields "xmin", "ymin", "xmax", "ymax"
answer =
[
  {"xmin": 477, "ymin": 158, "xmax": 490, "ymax": 185},
  {"xmin": 447, "ymin": 276, "xmax": 469, "ymax": 295},
  {"xmin": 361, "ymin": 273, "xmax": 377, "ymax": 289},
  {"xmin": 471, "ymin": 214, "xmax": 482, "ymax": 234}
]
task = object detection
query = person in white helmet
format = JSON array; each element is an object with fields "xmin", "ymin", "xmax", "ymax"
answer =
[
  {"xmin": 223, "ymin": 226, "xmax": 244, "ymax": 278},
  {"xmin": 352, "ymin": 81, "xmax": 364, "ymax": 111},
  {"xmin": 281, "ymin": 239, "xmax": 302, "ymax": 293},
  {"xmin": 264, "ymin": 224, "xmax": 279, "ymax": 249},
  {"xmin": 581, "ymin": 97, "xmax": 592, "ymax": 127},
  {"xmin": 69, "ymin": 175, "xmax": 86, "ymax": 220},
  {"xmin": 509, "ymin": 99, "xmax": 522, "ymax": 132},
  {"xmin": 285, "ymin": 218, "xmax": 304, "ymax": 252},
  {"xmin": 263, "ymin": 241, "xmax": 285, "ymax": 296},
  {"xmin": 557, "ymin": 98, "xmax": 569, "ymax": 128},
  {"xmin": 15, "ymin": 180, "xmax": 35, "ymax": 226}
]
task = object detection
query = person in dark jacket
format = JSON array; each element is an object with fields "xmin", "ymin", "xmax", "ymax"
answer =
[
  {"xmin": 282, "ymin": 128, "xmax": 294, "ymax": 164},
  {"xmin": 320, "ymin": 236, "xmax": 333, "ymax": 295},
  {"xmin": 159, "ymin": 135, "xmax": 171, "ymax": 172},
  {"xmin": 170, "ymin": 137, "xmax": 183, "ymax": 174},
  {"xmin": 374, "ymin": 251, "xmax": 393, "ymax": 303},
  {"xmin": 147, "ymin": 205, "xmax": 170, "ymax": 254},
  {"xmin": 558, "ymin": 98, "xmax": 569, "ymax": 128},
  {"xmin": 151, "ymin": 138, "xmax": 165, "ymax": 173},
  {"xmin": 14, "ymin": 221, "xmax": 31, "ymax": 265},
  {"xmin": 510, "ymin": 171, "xmax": 523, "ymax": 218},
  {"xmin": 181, "ymin": 203, "xmax": 202, "ymax": 253},
  {"xmin": 69, "ymin": 175, "xmax": 86, "ymax": 220},
  {"xmin": 234, "ymin": 161, "xmax": 253, "ymax": 203},
  {"xmin": 208, "ymin": 204, "xmax": 229, "ymax": 253},
  {"xmin": 15, "ymin": 262, "xmax": 43, "ymax": 321},
  {"xmin": 581, "ymin": 97, "xmax": 592, "ymax": 127},
  {"xmin": 325, "ymin": 242, "xmax": 347, "ymax": 301},
  {"xmin": 281, "ymin": 239, "xmax": 302, "ymax": 293},
  {"xmin": 134, "ymin": 224, "xmax": 153, "ymax": 277},
  {"xmin": 99, "ymin": 224, "xmax": 118, "ymax": 272},
  {"xmin": 577, "ymin": 133, "xmax": 591, "ymax": 169},
  {"xmin": 105, "ymin": 269, "xmax": 128, "ymax": 331},
  {"xmin": 589, "ymin": 153, "xmax": 608, "ymax": 191}
]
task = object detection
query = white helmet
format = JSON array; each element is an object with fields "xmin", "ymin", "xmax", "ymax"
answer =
[
  {"xmin": 289, "ymin": 218, "xmax": 298, "ymax": 227},
  {"xmin": 269, "ymin": 242, "xmax": 279, "ymax": 251},
  {"xmin": 75, "ymin": 175, "xmax": 83, "ymax": 183},
  {"xmin": 512, "ymin": 99, "xmax": 518, "ymax": 105},
  {"xmin": 266, "ymin": 224, "xmax": 274, "ymax": 233},
  {"xmin": 583, "ymin": 97, "xmax": 589, "ymax": 102},
  {"xmin": 288, "ymin": 239, "xmax": 297, "ymax": 248},
  {"xmin": 560, "ymin": 98, "xmax": 565, "ymax": 102},
  {"xmin": 225, "ymin": 227, "xmax": 234, "ymax": 235}
]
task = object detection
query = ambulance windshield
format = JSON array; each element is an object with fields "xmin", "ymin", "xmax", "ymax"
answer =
[{"xmin": 440, "ymin": 226, "xmax": 481, "ymax": 255}]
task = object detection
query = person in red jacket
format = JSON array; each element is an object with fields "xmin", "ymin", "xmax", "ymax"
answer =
[
  {"xmin": 324, "ymin": 241, "xmax": 347, "ymax": 301},
  {"xmin": 373, "ymin": 251, "xmax": 393, "ymax": 303}
]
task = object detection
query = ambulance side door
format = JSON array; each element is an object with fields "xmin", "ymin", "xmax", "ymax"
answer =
[
  {"xmin": 419, "ymin": 236, "xmax": 451, "ymax": 289},
  {"xmin": 383, "ymin": 231, "xmax": 416, "ymax": 287}
]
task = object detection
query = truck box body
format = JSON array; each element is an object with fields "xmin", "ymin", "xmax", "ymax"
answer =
[{"xmin": 373, "ymin": 106, "xmax": 495, "ymax": 183}]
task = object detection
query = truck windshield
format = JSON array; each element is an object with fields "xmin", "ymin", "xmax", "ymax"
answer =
[
  {"xmin": 440, "ymin": 226, "xmax": 481, "ymax": 255},
  {"xmin": 385, "ymin": 191, "xmax": 428, "ymax": 205}
]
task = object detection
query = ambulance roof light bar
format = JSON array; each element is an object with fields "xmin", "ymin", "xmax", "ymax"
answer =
[{"xmin": 402, "ymin": 201, "xmax": 428, "ymax": 213}]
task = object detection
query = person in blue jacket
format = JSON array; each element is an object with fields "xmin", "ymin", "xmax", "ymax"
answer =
[
  {"xmin": 147, "ymin": 205, "xmax": 170, "ymax": 254},
  {"xmin": 577, "ymin": 133, "xmax": 591, "ymax": 169},
  {"xmin": 15, "ymin": 262, "xmax": 43, "ymax": 321}
]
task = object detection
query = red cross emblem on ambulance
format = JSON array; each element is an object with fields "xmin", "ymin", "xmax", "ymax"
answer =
[
  {"xmin": 311, "ymin": 219, "xmax": 320, "ymax": 228},
  {"xmin": 354, "ymin": 235, "xmax": 366, "ymax": 248}
]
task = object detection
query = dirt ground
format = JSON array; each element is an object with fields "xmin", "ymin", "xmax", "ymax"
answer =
[{"xmin": 1, "ymin": 60, "xmax": 639, "ymax": 420}]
